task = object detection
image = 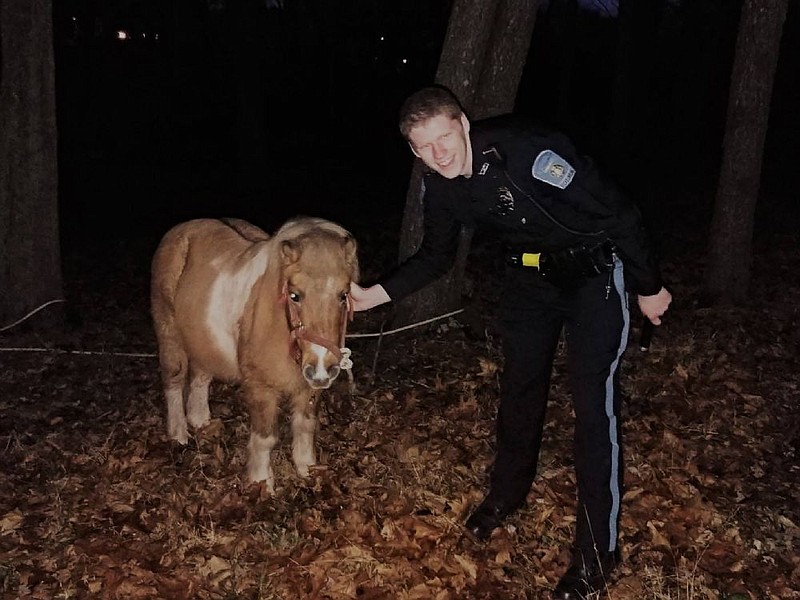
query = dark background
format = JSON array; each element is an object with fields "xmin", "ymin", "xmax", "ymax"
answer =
[
  {"xmin": 3, "ymin": 7, "xmax": 798, "ymax": 597},
  {"xmin": 51, "ymin": 0, "xmax": 800, "ymax": 269}
]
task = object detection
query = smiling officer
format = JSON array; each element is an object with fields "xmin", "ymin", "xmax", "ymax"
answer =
[{"xmin": 349, "ymin": 85, "xmax": 672, "ymax": 599}]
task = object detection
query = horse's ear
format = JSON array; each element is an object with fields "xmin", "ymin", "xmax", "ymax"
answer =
[
  {"xmin": 281, "ymin": 240, "xmax": 300, "ymax": 264},
  {"xmin": 343, "ymin": 235, "xmax": 359, "ymax": 282}
]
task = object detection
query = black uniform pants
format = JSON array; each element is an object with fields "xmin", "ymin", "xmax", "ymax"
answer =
[{"xmin": 491, "ymin": 258, "xmax": 629, "ymax": 553}]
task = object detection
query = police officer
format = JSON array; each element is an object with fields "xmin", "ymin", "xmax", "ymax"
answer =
[{"xmin": 349, "ymin": 86, "xmax": 672, "ymax": 599}]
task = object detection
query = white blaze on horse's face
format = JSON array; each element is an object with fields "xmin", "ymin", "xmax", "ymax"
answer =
[
  {"xmin": 287, "ymin": 261, "xmax": 351, "ymax": 390},
  {"xmin": 304, "ymin": 343, "xmax": 339, "ymax": 389}
]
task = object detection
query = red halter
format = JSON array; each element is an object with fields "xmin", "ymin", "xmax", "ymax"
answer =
[{"xmin": 279, "ymin": 281, "xmax": 353, "ymax": 365}]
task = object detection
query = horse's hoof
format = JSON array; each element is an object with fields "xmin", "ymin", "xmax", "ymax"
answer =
[
  {"xmin": 187, "ymin": 415, "xmax": 211, "ymax": 429},
  {"xmin": 168, "ymin": 429, "xmax": 189, "ymax": 445},
  {"xmin": 246, "ymin": 468, "xmax": 275, "ymax": 494},
  {"xmin": 244, "ymin": 479, "xmax": 274, "ymax": 501}
]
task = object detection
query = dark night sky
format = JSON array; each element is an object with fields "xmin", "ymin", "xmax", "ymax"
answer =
[
  {"xmin": 54, "ymin": 1, "xmax": 448, "ymax": 245},
  {"xmin": 51, "ymin": 0, "xmax": 800, "ymax": 255}
]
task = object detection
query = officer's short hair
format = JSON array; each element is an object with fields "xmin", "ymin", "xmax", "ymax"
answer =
[{"xmin": 399, "ymin": 86, "xmax": 464, "ymax": 140}]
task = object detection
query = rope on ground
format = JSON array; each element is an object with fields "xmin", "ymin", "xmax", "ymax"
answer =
[
  {"xmin": 0, "ymin": 347, "xmax": 157, "ymax": 358},
  {"xmin": 0, "ymin": 306, "xmax": 465, "ymax": 358},
  {"xmin": 0, "ymin": 299, "xmax": 66, "ymax": 333},
  {"xmin": 345, "ymin": 308, "xmax": 464, "ymax": 338}
]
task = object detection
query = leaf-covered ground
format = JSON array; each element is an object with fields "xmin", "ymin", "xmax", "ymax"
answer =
[{"xmin": 1, "ymin": 201, "xmax": 798, "ymax": 599}]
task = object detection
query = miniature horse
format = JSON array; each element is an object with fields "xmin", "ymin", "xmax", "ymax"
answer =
[{"xmin": 150, "ymin": 217, "xmax": 358, "ymax": 491}]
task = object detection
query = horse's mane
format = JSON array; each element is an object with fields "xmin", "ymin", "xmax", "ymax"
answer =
[
  {"xmin": 272, "ymin": 216, "xmax": 353, "ymax": 244},
  {"xmin": 270, "ymin": 217, "xmax": 359, "ymax": 283}
]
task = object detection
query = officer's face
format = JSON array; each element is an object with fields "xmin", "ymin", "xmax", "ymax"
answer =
[{"xmin": 407, "ymin": 113, "xmax": 472, "ymax": 179}]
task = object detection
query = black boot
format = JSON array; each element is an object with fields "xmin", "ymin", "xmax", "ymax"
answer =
[
  {"xmin": 464, "ymin": 496, "xmax": 522, "ymax": 541},
  {"xmin": 551, "ymin": 548, "xmax": 620, "ymax": 599}
]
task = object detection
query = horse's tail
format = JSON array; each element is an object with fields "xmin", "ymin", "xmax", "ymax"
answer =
[
  {"xmin": 150, "ymin": 225, "xmax": 190, "ymax": 316},
  {"xmin": 150, "ymin": 224, "xmax": 192, "ymax": 399},
  {"xmin": 219, "ymin": 218, "xmax": 270, "ymax": 243}
]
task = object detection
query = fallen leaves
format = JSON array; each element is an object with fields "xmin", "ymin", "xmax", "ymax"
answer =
[
  {"xmin": 0, "ymin": 510, "xmax": 23, "ymax": 535},
  {"xmin": 1, "ymin": 220, "xmax": 799, "ymax": 600}
]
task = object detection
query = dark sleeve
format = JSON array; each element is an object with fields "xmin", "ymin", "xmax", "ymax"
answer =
[
  {"xmin": 584, "ymin": 164, "xmax": 663, "ymax": 295},
  {"xmin": 378, "ymin": 177, "xmax": 466, "ymax": 302},
  {"xmin": 550, "ymin": 133, "xmax": 663, "ymax": 295}
]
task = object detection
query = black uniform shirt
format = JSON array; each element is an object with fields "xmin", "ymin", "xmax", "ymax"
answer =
[{"xmin": 380, "ymin": 115, "xmax": 663, "ymax": 301}]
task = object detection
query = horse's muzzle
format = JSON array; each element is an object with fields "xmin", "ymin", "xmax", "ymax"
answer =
[{"xmin": 302, "ymin": 362, "xmax": 340, "ymax": 389}]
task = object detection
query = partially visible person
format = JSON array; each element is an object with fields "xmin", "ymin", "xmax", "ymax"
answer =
[{"xmin": 350, "ymin": 85, "xmax": 671, "ymax": 599}]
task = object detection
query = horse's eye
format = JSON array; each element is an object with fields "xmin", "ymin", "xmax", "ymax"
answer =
[
  {"xmin": 289, "ymin": 291, "xmax": 301, "ymax": 303},
  {"xmin": 339, "ymin": 291, "xmax": 349, "ymax": 304}
]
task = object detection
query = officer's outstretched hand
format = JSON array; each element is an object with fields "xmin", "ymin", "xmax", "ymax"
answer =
[
  {"xmin": 349, "ymin": 282, "xmax": 391, "ymax": 312},
  {"xmin": 638, "ymin": 287, "xmax": 672, "ymax": 326}
]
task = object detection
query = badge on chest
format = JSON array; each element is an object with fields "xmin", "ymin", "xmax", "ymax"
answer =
[{"xmin": 488, "ymin": 186, "xmax": 515, "ymax": 216}]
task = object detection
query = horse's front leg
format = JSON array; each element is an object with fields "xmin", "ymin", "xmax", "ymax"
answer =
[
  {"xmin": 186, "ymin": 368, "xmax": 212, "ymax": 430},
  {"xmin": 291, "ymin": 390, "xmax": 318, "ymax": 477},
  {"xmin": 164, "ymin": 381, "xmax": 188, "ymax": 444},
  {"xmin": 244, "ymin": 384, "xmax": 280, "ymax": 491}
]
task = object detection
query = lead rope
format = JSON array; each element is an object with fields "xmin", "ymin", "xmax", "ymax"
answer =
[{"xmin": 340, "ymin": 295, "xmax": 355, "ymax": 393}]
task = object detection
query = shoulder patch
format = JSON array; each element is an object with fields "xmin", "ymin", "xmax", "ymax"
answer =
[{"xmin": 532, "ymin": 150, "xmax": 575, "ymax": 189}]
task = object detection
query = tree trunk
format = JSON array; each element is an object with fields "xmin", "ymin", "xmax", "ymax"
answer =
[
  {"xmin": 474, "ymin": 0, "xmax": 540, "ymax": 118},
  {"xmin": 0, "ymin": 0, "xmax": 63, "ymax": 330},
  {"xmin": 394, "ymin": 0, "xmax": 539, "ymax": 327},
  {"xmin": 703, "ymin": 0, "xmax": 787, "ymax": 305}
]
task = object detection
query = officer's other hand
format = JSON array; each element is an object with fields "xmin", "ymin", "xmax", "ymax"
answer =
[
  {"xmin": 349, "ymin": 282, "xmax": 391, "ymax": 312},
  {"xmin": 638, "ymin": 287, "xmax": 672, "ymax": 325}
]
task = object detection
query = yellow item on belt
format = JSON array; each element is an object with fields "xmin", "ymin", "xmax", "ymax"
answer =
[{"xmin": 521, "ymin": 253, "xmax": 541, "ymax": 268}]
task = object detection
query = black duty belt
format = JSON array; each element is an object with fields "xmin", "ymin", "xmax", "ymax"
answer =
[{"xmin": 505, "ymin": 240, "xmax": 616, "ymax": 287}]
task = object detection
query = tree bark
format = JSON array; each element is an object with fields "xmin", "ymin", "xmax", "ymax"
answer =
[
  {"xmin": 703, "ymin": 0, "xmax": 787, "ymax": 305},
  {"xmin": 0, "ymin": 0, "xmax": 63, "ymax": 330},
  {"xmin": 474, "ymin": 0, "xmax": 540, "ymax": 119},
  {"xmin": 394, "ymin": 0, "xmax": 539, "ymax": 327}
]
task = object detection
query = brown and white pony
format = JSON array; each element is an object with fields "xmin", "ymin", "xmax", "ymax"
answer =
[{"xmin": 150, "ymin": 217, "xmax": 358, "ymax": 491}]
